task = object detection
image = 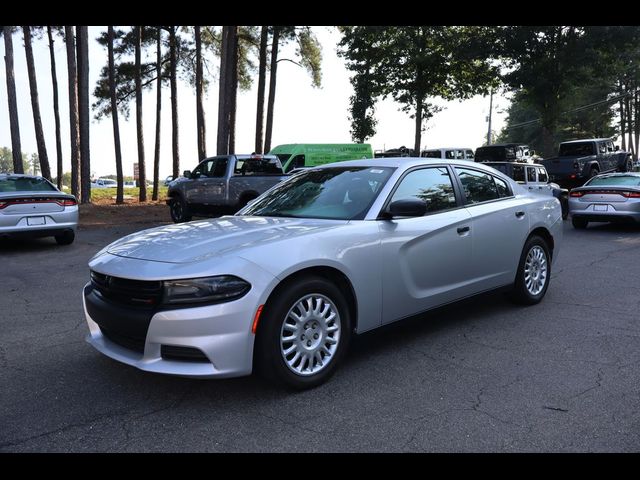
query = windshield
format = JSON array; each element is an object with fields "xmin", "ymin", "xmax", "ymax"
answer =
[
  {"xmin": 241, "ymin": 166, "xmax": 395, "ymax": 220},
  {"xmin": 586, "ymin": 175, "xmax": 640, "ymax": 187},
  {"xmin": 559, "ymin": 142, "xmax": 595, "ymax": 156},
  {"xmin": 0, "ymin": 176, "xmax": 56, "ymax": 192}
]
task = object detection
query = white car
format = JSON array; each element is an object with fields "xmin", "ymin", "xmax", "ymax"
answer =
[
  {"xmin": 421, "ymin": 147, "xmax": 475, "ymax": 161},
  {"xmin": 91, "ymin": 178, "xmax": 117, "ymax": 188},
  {"xmin": 83, "ymin": 158, "xmax": 563, "ymax": 389}
]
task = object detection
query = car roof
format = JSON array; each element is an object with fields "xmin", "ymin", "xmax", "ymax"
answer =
[
  {"xmin": 561, "ymin": 138, "xmax": 612, "ymax": 144},
  {"xmin": 422, "ymin": 147, "xmax": 473, "ymax": 151},
  {"xmin": 0, "ymin": 173, "xmax": 46, "ymax": 180},
  {"xmin": 318, "ymin": 157, "xmax": 500, "ymax": 171}
]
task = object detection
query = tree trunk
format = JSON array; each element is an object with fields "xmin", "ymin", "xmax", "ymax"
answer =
[
  {"xmin": 620, "ymin": 89, "xmax": 626, "ymax": 151},
  {"xmin": 135, "ymin": 26, "xmax": 147, "ymax": 202},
  {"xmin": 169, "ymin": 26, "xmax": 180, "ymax": 178},
  {"xmin": 195, "ymin": 26, "xmax": 206, "ymax": 160},
  {"xmin": 23, "ymin": 26, "xmax": 51, "ymax": 180},
  {"xmin": 254, "ymin": 26, "xmax": 268, "ymax": 154},
  {"xmin": 216, "ymin": 26, "xmax": 230, "ymax": 155},
  {"xmin": 65, "ymin": 26, "xmax": 80, "ymax": 198},
  {"xmin": 414, "ymin": 98, "xmax": 423, "ymax": 155},
  {"xmin": 626, "ymin": 95, "xmax": 635, "ymax": 160},
  {"xmin": 152, "ymin": 28, "xmax": 162, "ymax": 201},
  {"xmin": 108, "ymin": 26, "xmax": 124, "ymax": 204},
  {"xmin": 76, "ymin": 25, "xmax": 91, "ymax": 203},
  {"xmin": 264, "ymin": 27, "xmax": 280, "ymax": 153},
  {"xmin": 3, "ymin": 27, "xmax": 23, "ymax": 173},
  {"xmin": 634, "ymin": 88, "xmax": 639, "ymax": 163},
  {"xmin": 541, "ymin": 125, "xmax": 555, "ymax": 159},
  {"xmin": 47, "ymin": 27, "xmax": 64, "ymax": 188},
  {"xmin": 228, "ymin": 27, "xmax": 238, "ymax": 154}
]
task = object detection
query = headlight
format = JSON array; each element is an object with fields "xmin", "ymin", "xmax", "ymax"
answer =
[{"xmin": 162, "ymin": 275, "xmax": 251, "ymax": 305}]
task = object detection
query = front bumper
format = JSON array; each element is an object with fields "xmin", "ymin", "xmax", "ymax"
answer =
[{"xmin": 83, "ymin": 283, "xmax": 260, "ymax": 379}]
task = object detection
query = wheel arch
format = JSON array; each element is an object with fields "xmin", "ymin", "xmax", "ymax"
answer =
[{"xmin": 528, "ymin": 226, "xmax": 554, "ymax": 260}]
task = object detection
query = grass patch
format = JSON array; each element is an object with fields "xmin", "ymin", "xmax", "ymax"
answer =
[{"xmin": 90, "ymin": 186, "xmax": 168, "ymax": 204}]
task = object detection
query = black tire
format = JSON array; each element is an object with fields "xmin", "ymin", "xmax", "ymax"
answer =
[
  {"xmin": 509, "ymin": 235, "xmax": 551, "ymax": 305},
  {"xmin": 572, "ymin": 217, "xmax": 588, "ymax": 229},
  {"xmin": 54, "ymin": 230, "xmax": 75, "ymax": 245},
  {"xmin": 169, "ymin": 196, "xmax": 192, "ymax": 223},
  {"xmin": 254, "ymin": 275, "xmax": 352, "ymax": 390},
  {"xmin": 237, "ymin": 194, "xmax": 258, "ymax": 212},
  {"xmin": 588, "ymin": 167, "xmax": 599, "ymax": 179},
  {"xmin": 560, "ymin": 196, "xmax": 569, "ymax": 220}
]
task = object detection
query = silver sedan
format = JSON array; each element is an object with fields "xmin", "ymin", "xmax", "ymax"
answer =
[
  {"xmin": 0, "ymin": 174, "xmax": 78, "ymax": 245},
  {"xmin": 84, "ymin": 158, "xmax": 563, "ymax": 389},
  {"xmin": 569, "ymin": 172, "xmax": 640, "ymax": 229}
]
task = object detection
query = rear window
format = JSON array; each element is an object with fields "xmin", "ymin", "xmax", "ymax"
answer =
[
  {"xmin": 587, "ymin": 175, "xmax": 640, "ymax": 187},
  {"xmin": 0, "ymin": 176, "xmax": 56, "ymax": 192},
  {"xmin": 559, "ymin": 142, "xmax": 595, "ymax": 156},
  {"xmin": 475, "ymin": 146, "xmax": 516, "ymax": 162},
  {"xmin": 234, "ymin": 158, "xmax": 283, "ymax": 175}
]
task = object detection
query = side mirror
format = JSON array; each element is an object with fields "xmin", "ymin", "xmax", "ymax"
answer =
[
  {"xmin": 385, "ymin": 198, "xmax": 427, "ymax": 218},
  {"xmin": 183, "ymin": 170, "xmax": 192, "ymax": 178},
  {"xmin": 530, "ymin": 149, "xmax": 536, "ymax": 156}
]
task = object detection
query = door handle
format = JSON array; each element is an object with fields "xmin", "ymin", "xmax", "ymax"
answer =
[
  {"xmin": 457, "ymin": 226, "xmax": 470, "ymax": 234},
  {"xmin": 515, "ymin": 211, "xmax": 525, "ymax": 218}
]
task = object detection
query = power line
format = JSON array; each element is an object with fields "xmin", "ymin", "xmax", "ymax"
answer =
[{"xmin": 502, "ymin": 88, "xmax": 638, "ymax": 131}]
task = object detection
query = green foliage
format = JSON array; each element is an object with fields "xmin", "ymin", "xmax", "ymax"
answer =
[
  {"xmin": 296, "ymin": 27, "xmax": 322, "ymax": 88},
  {"xmin": 0, "ymin": 147, "xmax": 30, "ymax": 174}
]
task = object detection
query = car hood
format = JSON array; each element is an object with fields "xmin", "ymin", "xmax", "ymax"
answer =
[{"xmin": 104, "ymin": 216, "xmax": 348, "ymax": 264}]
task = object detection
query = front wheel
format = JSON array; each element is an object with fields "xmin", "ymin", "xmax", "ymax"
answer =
[
  {"xmin": 255, "ymin": 276, "xmax": 352, "ymax": 390},
  {"xmin": 509, "ymin": 235, "xmax": 551, "ymax": 305},
  {"xmin": 169, "ymin": 196, "xmax": 192, "ymax": 223}
]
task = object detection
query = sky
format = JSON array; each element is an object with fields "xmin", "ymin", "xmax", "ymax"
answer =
[{"xmin": 0, "ymin": 26, "xmax": 508, "ymax": 179}]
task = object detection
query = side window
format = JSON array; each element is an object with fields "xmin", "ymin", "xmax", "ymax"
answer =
[
  {"xmin": 390, "ymin": 167, "xmax": 457, "ymax": 214},
  {"xmin": 193, "ymin": 159, "xmax": 214, "ymax": 177},
  {"xmin": 606, "ymin": 141, "xmax": 614, "ymax": 153},
  {"xmin": 291, "ymin": 154, "xmax": 305, "ymax": 169},
  {"xmin": 211, "ymin": 159, "xmax": 228, "ymax": 177},
  {"xmin": 465, "ymin": 150, "xmax": 475, "ymax": 160},
  {"xmin": 537, "ymin": 167, "xmax": 548, "ymax": 183},
  {"xmin": 455, "ymin": 167, "xmax": 500, "ymax": 203},
  {"xmin": 526, "ymin": 167, "xmax": 537, "ymax": 183},
  {"xmin": 512, "ymin": 166, "xmax": 525, "ymax": 183},
  {"xmin": 494, "ymin": 176, "xmax": 511, "ymax": 197},
  {"xmin": 445, "ymin": 150, "xmax": 456, "ymax": 159},
  {"xmin": 598, "ymin": 142, "xmax": 607, "ymax": 154}
]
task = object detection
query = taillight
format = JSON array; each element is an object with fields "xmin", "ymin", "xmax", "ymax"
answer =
[
  {"xmin": 569, "ymin": 191, "xmax": 584, "ymax": 197},
  {"xmin": 60, "ymin": 198, "xmax": 77, "ymax": 206},
  {"xmin": 620, "ymin": 191, "xmax": 640, "ymax": 198},
  {"xmin": 0, "ymin": 201, "xmax": 7, "ymax": 209}
]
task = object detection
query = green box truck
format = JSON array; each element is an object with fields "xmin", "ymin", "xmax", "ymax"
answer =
[{"xmin": 268, "ymin": 143, "xmax": 374, "ymax": 173}]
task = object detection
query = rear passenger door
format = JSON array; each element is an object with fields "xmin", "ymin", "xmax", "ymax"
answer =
[{"xmin": 454, "ymin": 166, "xmax": 530, "ymax": 290}]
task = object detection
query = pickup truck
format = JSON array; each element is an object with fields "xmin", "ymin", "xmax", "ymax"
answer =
[
  {"xmin": 166, "ymin": 154, "xmax": 288, "ymax": 222},
  {"xmin": 540, "ymin": 138, "xmax": 633, "ymax": 189},
  {"xmin": 484, "ymin": 161, "xmax": 569, "ymax": 219}
]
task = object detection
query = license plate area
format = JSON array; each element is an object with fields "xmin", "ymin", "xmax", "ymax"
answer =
[
  {"xmin": 27, "ymin": 216, "xmax": 46, "ymax": 226},
  {"xmin": 593, "ymin": 204, "xmax": 608, "ymax": 212}
]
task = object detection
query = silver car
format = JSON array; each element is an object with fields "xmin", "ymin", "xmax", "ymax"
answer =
[
  {"xmin": 83, "ymin": 158, "xmax": 563, "ymax": 389},
  {"xmin": 0, "ymin": 174, "xmax": 78, "ymax": 245},
  {"xmin": 569, "ymin": 172, "xmax": 640, "ymax": 229}
]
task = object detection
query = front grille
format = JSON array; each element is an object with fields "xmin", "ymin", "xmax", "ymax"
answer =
[
  {"xmin": 161, "ymin": 345, "xmax": 210, "ymax": 363},
  {"xmin": 100, "ymin": 326, "xmax": 145, "ymax": 353},
  {"xmin": 91, "ymin": 271, "xmax": 163, "ymax": 306}
]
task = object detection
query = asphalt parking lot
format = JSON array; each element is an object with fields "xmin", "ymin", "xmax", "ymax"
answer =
[{"xmin": 1, "ymin": 219, "xmax": 640, "ymax": 452}]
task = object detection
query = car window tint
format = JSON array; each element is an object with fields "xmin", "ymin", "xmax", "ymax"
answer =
[
  {"xmin": 512, "ymin": 165, "xmax": 525, "ymax": 183},
  {"xmin": 494, "ymin": 176, "xmax": 510, "ymax": 197},
  {"xmin": 390, "ymin": 167, "xmax": 457, "ymax": 214},
  {"xmin": 537, "ymin": 168, "xmax": 548, "ymax": 183},
  {"xmin": 455, "ymin": 167, "xmax": 500, "ymax": 203},
  {"xmin": 445, "ymin": 150, "xmax": 456, "ymax": 159},
  {"xmin": 526, "ymin": 167, "xmax": 537, "ymax": 182},
  {"xmin": 211, "ymin": 159, "xmax": 228, "ymax": 177},
  {"xmin": 0, "ymin": 176, "xmax": 57, "ymax": 192},
  {"xmin": 465, "ymin": 150, "xmax": 474, "ymax": 159},
  {"xmin": 194, "ymin": 160, "xmax": 213, "ymax": 177}
]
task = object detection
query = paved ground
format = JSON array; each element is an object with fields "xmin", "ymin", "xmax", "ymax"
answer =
[{"xmin": 1, "ymin": 218, "xmax": 640, "ymax": 452}]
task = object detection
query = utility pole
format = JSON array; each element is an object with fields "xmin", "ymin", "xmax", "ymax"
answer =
[{"xmin": 486, "ymin": 88, "xmax": 493, "ymax": 145}]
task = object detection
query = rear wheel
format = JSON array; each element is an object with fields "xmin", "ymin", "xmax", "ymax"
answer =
[
  {"xmin": 255, "ymin": 275, "xmax": 351, "ymax": 390},
  {"xmin": 54, "ymin": 230, "xmax": 75, "ymax": 245},
  {"xmin": 572, "ymin": 217, "xmax": 588, "ymax": 229},
  {"xmin": 509, "ymin": 235, "xmax": 551, "ymax": 305},
  {"xmin": 588, "ymin": 167, "xmax": 599, "ymax": 179},
  {"xmin": 169, "ymin": 196, "xmax": 192, "ymax": 223}
]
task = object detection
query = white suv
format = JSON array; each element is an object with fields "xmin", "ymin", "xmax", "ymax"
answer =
[{"xmin": 421, "ymin": 147, "xmax": 475, "ymax": 161}]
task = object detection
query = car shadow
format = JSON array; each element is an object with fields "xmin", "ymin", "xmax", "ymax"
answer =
[{"xmin": 0, "ymin": 236, "xmax": 61, "ymax": 252}]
